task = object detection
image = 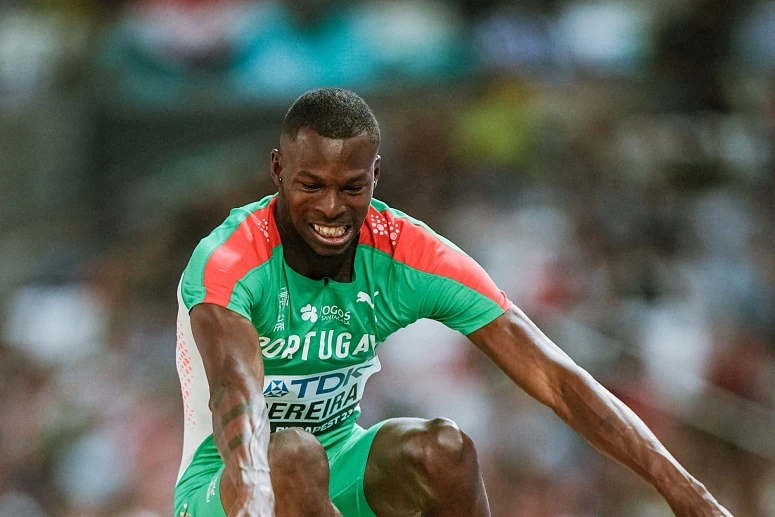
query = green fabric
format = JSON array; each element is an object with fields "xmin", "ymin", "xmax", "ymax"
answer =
[
  {"xmin": 179, "ymin": 195, "xmax": 507, "ymax": 442},
  {"xmin": 174, "ymin": 435, "xmax": 227, "ymax": 517},
  {"xmin": 174, "ymin": 422, "xmax": 387, "ymax": 517},
  {"xmin": 180, "ymin": 196, "xmax": 274, "ymax": 320},
  {"xmin": 327, "ymin": 422, "xmax": 387, "ymax": 517}
]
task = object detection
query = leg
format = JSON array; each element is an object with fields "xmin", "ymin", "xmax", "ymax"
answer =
[
  {"xmin": 220, "ymin": 428, "xmax": 342, "ymax": 517},
  {"xmin": 363, "ymin": 418, "xmax": 490, "ymax": 517}
]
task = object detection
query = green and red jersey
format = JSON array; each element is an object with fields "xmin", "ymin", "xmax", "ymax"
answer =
[{"xmin": 175, "ymin": 195, "xmax": 510, "ymax": 479}]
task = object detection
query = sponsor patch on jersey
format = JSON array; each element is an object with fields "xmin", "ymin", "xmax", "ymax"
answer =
[{"xmin": 262, "ymin": 356, "xmax": 381, "ymax": 434}]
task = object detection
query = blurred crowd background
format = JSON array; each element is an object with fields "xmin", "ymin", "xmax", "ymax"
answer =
[{"xmin": 1, "ymin": 0, "xmax": 774, "ymax": 516}]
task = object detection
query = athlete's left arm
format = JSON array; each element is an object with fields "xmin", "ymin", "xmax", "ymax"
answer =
[{"xmin": 468, "ymin": 304, "xmax": 733, "ymax": 517}]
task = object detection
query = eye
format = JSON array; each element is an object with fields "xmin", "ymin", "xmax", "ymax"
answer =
[
  {"xmin": 343, "ymin": 185, "xmax": 366, "ymax": 193},
  {"xmin": 301, "ymin": 183, "xmax": 321, "ymax": 191}
]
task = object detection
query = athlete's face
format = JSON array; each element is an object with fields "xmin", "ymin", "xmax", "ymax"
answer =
[{"xmin": 272, "ymin": 127, "xmax": 380, "ymax": 257}]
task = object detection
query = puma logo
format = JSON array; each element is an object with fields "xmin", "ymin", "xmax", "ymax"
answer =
[{"xmin": 356, "ymin": 291, "xmax": 379, "ymax": 310}]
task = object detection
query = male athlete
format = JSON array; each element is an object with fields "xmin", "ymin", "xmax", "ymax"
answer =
[{"xmin": 174, "ymin": 88, "xmax": 732, "ymax": 517}]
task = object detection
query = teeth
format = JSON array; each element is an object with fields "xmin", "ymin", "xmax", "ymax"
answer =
[{"xmin": 313, "ymin": 224, "xmax": 347, "ymax": 238}]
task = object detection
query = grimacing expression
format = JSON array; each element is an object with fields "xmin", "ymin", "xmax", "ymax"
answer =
[{"xmin": 272, "ymin": 127, "xmax": 380, "ymax": 257}]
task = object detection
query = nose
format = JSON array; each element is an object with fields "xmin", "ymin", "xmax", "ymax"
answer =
[{"xmin": 317, "ymin": 188, "xmax": 346, "ymax": 221}]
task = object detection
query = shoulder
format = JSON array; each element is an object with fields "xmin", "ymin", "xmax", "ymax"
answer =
[
  {"xmin": 358, "ymin": 199, "xmax": 510, "ymax": 310},
  {"xmin": 184, "ymin": 196, "xmax": 281, "ymax": 296},
  {"xmin": 195, "ymin": 196, "xmax": 279, "ymax": 268},
  {"xmin": 359, "ymin": 198, "xmax": 468, "ymax": 265},
  {"xmin": 358, "ymin": 198, "xmax": 467, "ymax": 267}
]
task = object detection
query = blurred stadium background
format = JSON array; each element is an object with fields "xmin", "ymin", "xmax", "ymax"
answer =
[{"xmin": 1, "ymin": 0, "xmax": 774, "ymax": 515}]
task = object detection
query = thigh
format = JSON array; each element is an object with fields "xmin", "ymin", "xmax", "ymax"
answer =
[
  {"xmin": 362, "ymin": 418, "xmax": 431, "ymax": 517},
  {"xmin": 224, "ymin": 428, "xmax": 340, "ymax": 516},
  {"xmin": 363, "ymin": 417, "xmax": 489, "ymax": 517}
]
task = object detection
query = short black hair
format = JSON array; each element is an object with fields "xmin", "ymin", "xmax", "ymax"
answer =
[{"xmin": 282, "ymin": 88, "xmax": 380, "ymax": 145}]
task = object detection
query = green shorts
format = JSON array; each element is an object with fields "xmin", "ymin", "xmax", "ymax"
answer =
[{"xmin": 174, "ymin": 421, "xmax": 387, "ymax": 517}]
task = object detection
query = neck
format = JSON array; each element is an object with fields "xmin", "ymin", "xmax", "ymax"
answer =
[{"xmin": 274, "ymin": 202, "xmax": 357, "ymax": 283}]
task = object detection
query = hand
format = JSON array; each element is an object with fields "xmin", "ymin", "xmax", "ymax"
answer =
[{"xmin": 229, "ymin": 484, "xmax": 275, "ymax": 517}]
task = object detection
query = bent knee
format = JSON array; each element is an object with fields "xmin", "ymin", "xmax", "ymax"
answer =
[
  {"xmin": 401, "ymin": 418, "xmax": 476, "ymax": 475},
  {"xmin": 269, "ymin": 429, "xmax": 337, "ymax": 514},
  {"xmin": 269, "ymin": 428, "xmax": 329, "ymax": 477}
]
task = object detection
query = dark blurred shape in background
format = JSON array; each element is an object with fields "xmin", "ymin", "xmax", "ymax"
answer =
[{"xmin": 0, "ymin": 1, "xmax": 773, "ymax": 516}]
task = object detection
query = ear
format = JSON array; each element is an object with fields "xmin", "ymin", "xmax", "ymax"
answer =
[
  {"xmin": 373, "ymin": 155, "xmax": 381, "ymax": 189},
  {"xmin": 270, "ymin": 149, "xmax": 282, "ymax": 188}
]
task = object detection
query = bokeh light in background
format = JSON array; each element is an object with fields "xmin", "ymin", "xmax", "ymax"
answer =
[{"xmin": 0, "ymin": 0, "xmax": 773, "ymax": 516}]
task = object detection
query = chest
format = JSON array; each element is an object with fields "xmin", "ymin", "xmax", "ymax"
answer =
[{"xmin": 252, "ymin": 262, "xmax": 386, "ymax": 374}]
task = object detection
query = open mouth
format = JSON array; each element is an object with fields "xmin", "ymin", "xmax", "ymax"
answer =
[{"xmin": 310, "ymin": 223, "xmax": 353, "ymax": 243}]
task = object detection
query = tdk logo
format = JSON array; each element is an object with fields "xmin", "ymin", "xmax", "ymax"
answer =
[
  {"xmin": 290, "ymin": 364, "xmax": 374, "ymax": 397},
  {"xmin": 264, "ymin": 380, "xmax": 289, "ymax": 398}
]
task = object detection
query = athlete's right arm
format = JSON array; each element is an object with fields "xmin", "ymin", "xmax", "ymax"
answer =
[{"xmin": 190, "ymin": 302, "xmax": 275, "ymax": 517}]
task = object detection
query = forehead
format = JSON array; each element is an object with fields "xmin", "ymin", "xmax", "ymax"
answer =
[{"xmin": 281, "ymin": 127, "xmax": 377, "ymax": 173}]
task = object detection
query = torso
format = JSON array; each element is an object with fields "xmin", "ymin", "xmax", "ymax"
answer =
[
  {"xmin": 248, "ymin": 244, "xmax": 391, "ymax": 438},
  {"xmin": 175, "ymin": 195, "xmax": 510, "ymax": 478}
]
